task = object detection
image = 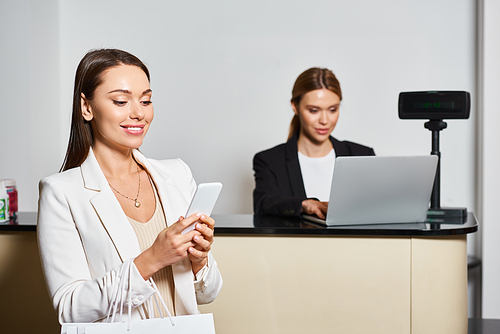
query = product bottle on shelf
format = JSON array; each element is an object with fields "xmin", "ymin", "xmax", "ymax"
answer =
[
  {"xmin": 2, "ymin": 179, "xmax": 18, "ymax": 218},
  {"xmin": 0, "ymin": 181, "xmax": 10, "ymax": 223}
]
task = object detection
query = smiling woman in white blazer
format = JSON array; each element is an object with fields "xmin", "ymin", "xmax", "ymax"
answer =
[{"xmin": 37, "ymin": 49, "xmax": 222, "ymax": 324}]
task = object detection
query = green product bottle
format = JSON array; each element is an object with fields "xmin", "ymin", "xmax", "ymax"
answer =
[{"xmin": 0, "ymin": 180, "xmax": 9, "ymax": 223}]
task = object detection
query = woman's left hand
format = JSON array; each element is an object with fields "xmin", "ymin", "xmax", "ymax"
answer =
[{"xmin": 183, "ymin": 213, "xmax": 215, "ymax": 275}]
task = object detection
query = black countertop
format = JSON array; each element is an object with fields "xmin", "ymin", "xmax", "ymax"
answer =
[
  {"xmin": 0, "ymin": 212, "xmax": 38, "ymax": 231},
  {"xmin": 212, "ymin": 213, "xmax": 478, "ymax": 237},
  {"xmin": 1, "ymin": 212, "xmax": 478, "ymax": 237}
]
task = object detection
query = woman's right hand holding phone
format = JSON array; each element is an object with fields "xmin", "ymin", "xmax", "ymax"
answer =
[{"xmin": 134, "ymin": 214, "xmax": 202, "ymax": 280}]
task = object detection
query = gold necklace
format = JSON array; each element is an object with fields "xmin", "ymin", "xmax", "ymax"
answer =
[{"xmin": 109, "ymin": 165, "xmax": 141, "ymax": 208}]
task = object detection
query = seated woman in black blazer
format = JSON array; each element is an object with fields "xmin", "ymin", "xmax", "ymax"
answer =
[{"xmin": 253, "ymin": 67, "xmax": 375, "ymax": 218}]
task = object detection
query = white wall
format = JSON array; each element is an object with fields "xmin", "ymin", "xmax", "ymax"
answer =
[
  {"xmin": 3, "ymin": 0, "xmax": 495, "ymax": 316},
  {"xmin": 481, "ymin": 0, "xmax": 500, "ymax": 319},
  {"xmin": 0, "ymin": 0, "xmax": 60, "ymax": 212},
  {"xmin": 55, "ymin": 0, "xmax": 476, "ymax": 216}
]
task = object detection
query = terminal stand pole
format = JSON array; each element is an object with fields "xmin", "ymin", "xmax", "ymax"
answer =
[
  {"xmin": 425, "ymin": 120, "xmax": 447, "ymax": 209},
  {"xmin": 424, "ymin": 120, "xmax": 467, "ymax": 220}
]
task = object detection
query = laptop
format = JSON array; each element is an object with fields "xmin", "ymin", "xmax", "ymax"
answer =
[{"xmin": 303, "ymin": 155, "xmax": 438, "ymax": 226}]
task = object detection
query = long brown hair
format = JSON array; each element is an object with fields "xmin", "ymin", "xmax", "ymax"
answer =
[
  {"xmin": 60, "ymin": 49, "xmax": 150, "ymax": 172},
  {"xmin": 288, "ymin": 67, "xmax": 342, "ymax": 140}
]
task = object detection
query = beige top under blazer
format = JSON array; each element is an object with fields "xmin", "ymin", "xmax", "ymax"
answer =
[{"xmin": 37, "ymin": 148, "xmax": 223, "ymax": 324}]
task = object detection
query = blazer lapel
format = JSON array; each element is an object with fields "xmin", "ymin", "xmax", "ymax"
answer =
[
  {"xmin": 132, "ymin": 151, "xmax": 198, "ymax": 315},
  {"xmin": 81, "ymin": 149, "xmax": 141, "ymax": 262},
  {"xmin": 331, "ymin": 136, "xmax": 350, "ymax": 156},
  {"xmin": 285, "ymin": 133, "xmax": 306, "ymax": 197}
]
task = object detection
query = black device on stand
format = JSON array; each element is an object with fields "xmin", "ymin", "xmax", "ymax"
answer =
[{"xmin": 398, "ymin": 91, "xmax": 470, "ymax": 219}]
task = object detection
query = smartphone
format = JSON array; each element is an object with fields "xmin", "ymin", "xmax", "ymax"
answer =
[{"xmin": 181, "ymin": 182, "xmax": 223, "ymax": 234}]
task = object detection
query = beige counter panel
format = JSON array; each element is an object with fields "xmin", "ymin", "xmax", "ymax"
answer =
[
  {"xmin": 411, "ymin": 235, "xmax": 468, "ymax": 334},
  {"xmin": 0, "ymin": 232, "xmax": 60, "ymax": 333},
  {"xmin": 200, "ymin": 236, "xmax": 412, "ymax": 334}
]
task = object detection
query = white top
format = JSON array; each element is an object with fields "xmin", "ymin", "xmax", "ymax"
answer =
[{"xmin": 298, "ymin": 149, "xmax": 336, "ymax": 201}]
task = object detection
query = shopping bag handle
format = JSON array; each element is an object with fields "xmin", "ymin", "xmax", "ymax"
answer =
[{"xmin": 106, "ymin": 258, "xmax": 176, "ymax": 329}]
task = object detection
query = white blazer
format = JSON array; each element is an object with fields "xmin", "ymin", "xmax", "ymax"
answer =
[{"xmin": 37, "ymin": 149, "xmax": 222, "ymax": 324}]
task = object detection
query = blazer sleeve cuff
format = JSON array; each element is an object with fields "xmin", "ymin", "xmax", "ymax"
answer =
[
  {"xmin": 124, "ymin": 260, "xmax": 158, "ymax": 308},
  {"xmin": 194, "ymin": 252, "xmax": 223, "ymax": 305}
]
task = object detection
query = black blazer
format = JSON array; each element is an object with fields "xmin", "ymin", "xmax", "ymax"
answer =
[{"xmin": 253, "ymin": 133, "xmax": 375, "ymax": 216}]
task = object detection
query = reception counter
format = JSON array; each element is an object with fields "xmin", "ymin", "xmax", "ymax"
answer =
[
  {"xmin": 0, "ymin": 213, "xmax": 478, "ymax": 334},
  {"xmin": 198, "ymin": 213, "xmax": 478, "ymax": 334},
  {"xmin": 0, "ymin": 212, "xmax": 60, "ymax": 334}
]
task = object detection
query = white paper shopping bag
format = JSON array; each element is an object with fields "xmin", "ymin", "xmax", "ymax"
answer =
[
  {"xmin": 62, "ymin": 313, "xmax": 216, "ymax": 334},
  {"xmin": 61, "ymin": 259, "xmax": 216, "ymax": 334}
]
